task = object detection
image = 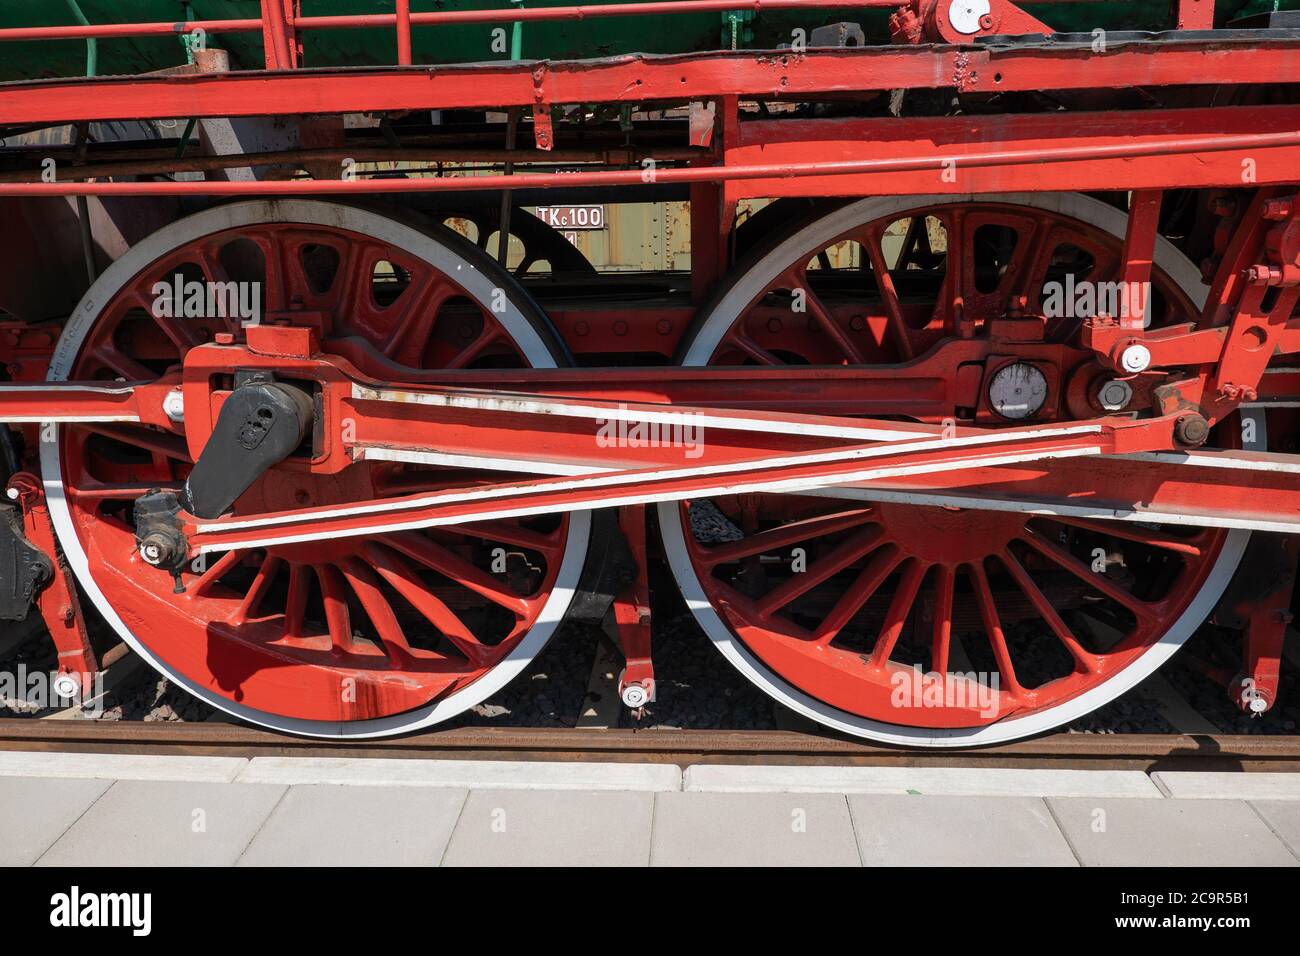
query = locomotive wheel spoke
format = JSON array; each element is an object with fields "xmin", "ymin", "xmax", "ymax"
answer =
[
  {"xmin": 235, "ymin": 555, "xmax": 283, "ymax": 625},
  {"xmin": 1018, "ymin": 526, "xmax": 1157, "ymax": 623},
  {"xmin": 698, "ymin": 506, "xmax": 876, "ymax": 567},
  {"xmin": 365, "ymin": 542, "xmax": 493, "ymax": 665},
  {"xmin": 969, "ymin": 560, "xmax": 1026, "ymax": 700},
  {"xmin": 784, "ymin": 265, "xmax": 866, "ymax": 364},
  {"xmin": 89, "ymin": 345, "xmax": 157, "ymax": 383},
  {"xmin": 191, "ymin": 551, "xmax": 242, "ymax": 598},
  {"xmin": 340, "ymin": 557, "xmax": 414, "ymax": 666},
  {"xmin": 998, "ymin": 548, "xmax": 1100, "ymax": 675},
  {"xmin": 68, "ymin": 481, "xmax": 184, "ymax": 503},
  {"xmin": 386, "ymin": 532, "xmax": 532, "ymax": 617},
  {"xmin": 730, "ymin": 333, "xmax": 783, "ymax": 366},
  {"xmin": 381, "ymin": 275, "xmax": 457, "ymax": 364},
  {"xmin": 282, "ymin": 563, "xmax": 313, "ymax": 641},
  {"xmin": 134, "ymin": 291, "xmax": 203, "ymax": 352},
  {"xmin": 80, "ymin": 424, "xmax": 192, "ymax": 463},
  {"xmin": 930, "ymin": 563, "xmax": 956, "ymax": 676},
  {"xmin": 754, "ymin": 525, "xmax": 885, "ymax": 617},
  {"xmin": 867, "ymin": 558, "xmax": 927, "ymax": 669},
  {"xmin": 1044, "ymin": 515, "xmax": 1207, "ymax": 557},
  {"xmin": 446, "ymin": 324, "xmax": 503, "ymax": 369},
  {"xmin": 316, "ymin": 563, "xmax": 356, "ymax": 654},
  {"xmin": 455, "ymin": 520, "xmax": 563, "ymax": 559},
  {"xmin": 862, "ymin": 226, "xmax": 914, "ymax": 358},
  {"xmin": 810, "ymin": 545, "xmax": 903, "ymax": 646}
]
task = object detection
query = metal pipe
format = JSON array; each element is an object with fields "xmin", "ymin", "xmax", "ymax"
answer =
[
  {"xmin": 61, "ymin": 0, "xmax": 98, "ymax": 77},
  {"xmin": 4, "ymin": 129, "xmax": 1298, "ymax": 197},
  {"xmin": 260, "ymin": 0, "xmax": 296, "ymax": 70},
  {"xmin": 72, "ymin": 123, "xmax": 96, "ymax": 283},
  {"xmin": 0, "ymin": 19, "xmax": 263, "ymax": 42},
  {"xmin": 0, "ymin": 1, "xmax": 897, "ymax": 43},
  {"xmin": 396, "ymin": 0, "xmax": 413, "ymax": 65},
  {"xmin": 0, "ymin": 146, "xmax": 704, "ymax": 183}
]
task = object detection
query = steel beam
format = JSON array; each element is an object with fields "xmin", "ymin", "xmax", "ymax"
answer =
[{"xmin": 2, "ymin": 40, "xmax": 1300, "ymax": 128}]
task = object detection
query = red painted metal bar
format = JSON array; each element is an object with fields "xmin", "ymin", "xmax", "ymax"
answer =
[
  {"xmin": 2, "ymin": 126, "xmax": 1297, "ymax": 198},
  {"xmin": 721, "ymin": 106, "xmax": 1300, "ymax": 200},
  {"xmin": 182, "ymin": 419, "xmax": 1156, "ymax": 556},
  {"xmin": 261, "ymin": 0, "xmax": 298, "ymax": 70},
  {"xmin": 0, "ymin": 0, "xmax": 895, "ymax": 44},
  {"xmin": 3, "ymin": 42, "xmax": 1297, "ymax": 129},
  {"xmin": 0, "ymin": 382, "xmax": 176, "ymax": 425},
  {"xmin": 396, "ymin": 0, "xmax": 414, "ymax": 66},
  {"xmin": 0, "ymin": 18, "xmax": 262, "ymax": 42},
  {"xmin": 1177, "ymin": 0, "xmax": 1217, "ymax": 29},
  {"xmin": 1118, "ymin": 190, "xmax": 1163, "ymax": 330},
  {"xmin": 299, "ymin": 0, "xmax": 899, "ymax": 28}
]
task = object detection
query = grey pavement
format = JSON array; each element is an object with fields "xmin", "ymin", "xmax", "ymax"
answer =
[{"xmin": 0, "ymin": 753, "xmax": 1298, "ymax": 866}]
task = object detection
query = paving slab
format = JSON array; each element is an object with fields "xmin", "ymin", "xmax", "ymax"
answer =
[
  {"xmin": 239, "ymin": 756, "xmax": 679, "ymax": 791},
  {"xmin": 36, "ymin": 780, "xmax": 286, "ymax": 867},
  {"xmin": 1249, "ymin": 801, "xmax": 1300, "ymax": 860},
  {"xmin": 0, "ymin": 749, "xmax": 247, "ymax": 783},
  {"xmin": 1153, "ymin": 772, "xmax": 1300, "ymax": 800},
  {"xmin": 238, "ymin": 784, "xmax": 468, "ymax": 866},
  {"xmin": 442, "ymin": 788, "xmax": 653, "ymax": 866},
  {"xmin": 684, "ymin": 764, "xmax": 1161, "ymax": 798},
  {"xmin": 651, "ymin": 792, "xmax": 860, "ymax": 866},
  {"xmin": 0, "ymin": 776, "xmax": 111, "ymax": 866},
  {"xmin": 1048, "ymin": 798, "xmax": 1298, "ymax": 867},
  {"xmin": 849, "ymin": 795, "xmax": 1078, "ymax": 866}
]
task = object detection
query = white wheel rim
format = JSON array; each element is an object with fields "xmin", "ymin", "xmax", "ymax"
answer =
[
  {"xmin": 42, "ymin": 200, "xmax": 591, "ymax": 739},
  {"xmin": 659, "ymin": 192, "xmax": 1257, "ymax": 747}
]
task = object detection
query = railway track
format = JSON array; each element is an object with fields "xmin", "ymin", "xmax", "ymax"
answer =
[{"xmin": 2, "ymin": 718, "xmax": 1299, "ymax": 772}]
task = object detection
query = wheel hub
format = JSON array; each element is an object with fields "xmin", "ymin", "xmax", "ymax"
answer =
[{"xmin": 874, "ymin": 503, "xmax": 1023, "ymax": 566}]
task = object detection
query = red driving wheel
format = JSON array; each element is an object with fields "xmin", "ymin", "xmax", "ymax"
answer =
[
  {"xmin": 661, "ymin": 193, "xmax": 1255, "ymax": 745},
  {"xmin": 43, "ymin": 201, "xmax": 589, "ymax": 736}
]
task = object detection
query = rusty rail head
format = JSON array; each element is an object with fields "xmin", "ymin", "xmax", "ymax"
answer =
[{"xmin": 0, "ymin": 719, "xmax": 1297, "ymax": 771}]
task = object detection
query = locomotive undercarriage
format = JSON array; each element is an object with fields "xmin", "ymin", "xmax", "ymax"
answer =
[{"xmin": 2, "ymin": 1, "xmax": 1300, "ymax": 744}]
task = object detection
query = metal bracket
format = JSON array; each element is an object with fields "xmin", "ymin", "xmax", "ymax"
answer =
[
  {"xmin": 530, "ymin": 64, "xmax": 553, "ymax": 151},
  {"xmin": 5, "ymin": 473, "xmax": 98, "ymax": 688}
]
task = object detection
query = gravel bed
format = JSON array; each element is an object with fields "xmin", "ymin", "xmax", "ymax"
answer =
[{"xmin": 445, "ymin": 619, "xmax": 601, "ymax": 728}]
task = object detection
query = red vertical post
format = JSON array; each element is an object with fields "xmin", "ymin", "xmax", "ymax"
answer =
[
  {"xmin": 260, "ymin": 0, "xmax": 297, "ymax": 70},
  {"xmin": 690, "ymin": 96, "xmax": 737, "ymax": 304},
  {"xmin": 613, "ymin": 506, "xmax": 655, "ymax": 709},
  {"xmin": 1119, "ymin": 190, "xmax": 1163, "ymax": 330},
  {"xmin": 1174, "ymin": 0, "xmax": 1215, "ymax": 30},
  {"xmin": 396, "ymin": 0, "xmax": 413, "ymax": 65},
  {"xmin": 6, "ymin": 473, "xmax": 99, "ymax": 692}
]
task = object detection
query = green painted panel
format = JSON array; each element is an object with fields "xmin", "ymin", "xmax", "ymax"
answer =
[{"xmin": 0, "ymin": 1, "xmax": 1294, "ymax": 82}]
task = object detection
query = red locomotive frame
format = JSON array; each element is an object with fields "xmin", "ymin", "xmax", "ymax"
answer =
[{"xmin": 1, "ymin": 0, "xmax": 1298, "ymax": 740}]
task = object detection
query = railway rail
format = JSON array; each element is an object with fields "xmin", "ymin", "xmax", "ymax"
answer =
[{"xmin": 2, "ymin": 717, "xmax": 1299, "ymax": 772}]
